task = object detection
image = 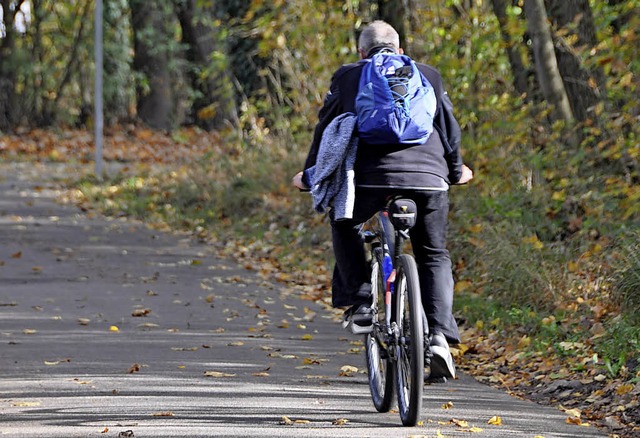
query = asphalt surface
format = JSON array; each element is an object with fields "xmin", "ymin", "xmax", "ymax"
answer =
[{"xmin": 0, "ymin": 162, "xmax": 608, "ymax": 437}]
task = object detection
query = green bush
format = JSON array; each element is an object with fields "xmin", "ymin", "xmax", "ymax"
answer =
[{"xmin": 612, "ymin": 231, "xmax": 640, "ymax": 324}]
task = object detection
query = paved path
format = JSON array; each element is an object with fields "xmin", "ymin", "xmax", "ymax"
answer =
[{"xmin": 0, "ymin": 163, "xmax": 607, "ymax": 437}]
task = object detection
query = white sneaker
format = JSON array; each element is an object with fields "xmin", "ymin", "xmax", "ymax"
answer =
[
  {"xmin": 428, "ymin": 333, "xmax": 456, "ymax": 379},
  {"xmin": 341, "ymin": 303, "xmax": 374, "ymax": 334}
]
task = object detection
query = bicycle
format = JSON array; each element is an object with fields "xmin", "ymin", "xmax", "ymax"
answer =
[{"xmin": 360, "ymin": 197, "xmax": 428, "ymax": 426}]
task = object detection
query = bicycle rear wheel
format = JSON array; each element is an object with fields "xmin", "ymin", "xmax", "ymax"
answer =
[
  {"xmin": 365, "ymin": 248, "xmax": 394, "ymax": 412},
  {"xmin": 394, "ymin": 254, "xmax": 424, "ymax": 426}
]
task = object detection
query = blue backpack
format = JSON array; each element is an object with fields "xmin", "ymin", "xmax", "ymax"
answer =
[{"xmin": 355, "ymin": 53, "xmax": 436, "ymax": 145}]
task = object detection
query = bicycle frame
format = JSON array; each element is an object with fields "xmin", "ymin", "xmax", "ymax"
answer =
[
  {"xmin": 362, "ymin": 197, "xmax": 425, "ymax": 426},
  {"xmin": 362, "ymin": 209, "xmax": 410, "ymax": 359}
]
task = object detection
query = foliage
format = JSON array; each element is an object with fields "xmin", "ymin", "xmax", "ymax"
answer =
[
  {"xmin": 103, "ymin": 0, "xmax": 134, "ymax": 122},
  {"xmin": 611, "ymin": 231, "xmax": 640, "ymax": 324}
]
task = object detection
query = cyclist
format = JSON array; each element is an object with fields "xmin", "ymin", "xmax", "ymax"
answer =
[{"xmin": 292, "ymin": 20, "xmax": 473, "ymax": 379}]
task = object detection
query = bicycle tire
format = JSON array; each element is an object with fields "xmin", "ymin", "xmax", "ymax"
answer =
[
  {"xmin": 365, "ymin": 247, "xmax": 395, "ymax": 412},
  {"xmin": 394, "ymin": 253, "xmax": 424, "ymax": 426}
]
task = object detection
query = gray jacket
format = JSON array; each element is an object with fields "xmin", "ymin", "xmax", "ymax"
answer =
[{"xmin": 305, "ymin": 113, "xmax": 358, "ymax": 220}]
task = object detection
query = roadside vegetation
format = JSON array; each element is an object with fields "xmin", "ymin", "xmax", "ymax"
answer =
[{"xmin": 0, "ymin": 0, "xmax": 638, "ymax": 435}]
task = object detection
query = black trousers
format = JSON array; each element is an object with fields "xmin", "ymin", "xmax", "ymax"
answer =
[{"xmin": 330, "ymin": 187, "xmax": 460, "ymax": 344}]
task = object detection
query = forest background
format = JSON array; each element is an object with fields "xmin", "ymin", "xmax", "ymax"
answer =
[{"xmin": 0, "ymin": 0, "xmax": 638, "ymax": 433}]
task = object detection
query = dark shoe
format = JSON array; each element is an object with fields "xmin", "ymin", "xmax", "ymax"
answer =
[
  {"xmin": 428, "ymin": 332, "xmax": 456, "ymax": 379},
  {"xmin": 341, "ymin": 303, "xmax": 374, "ymax": 334}
]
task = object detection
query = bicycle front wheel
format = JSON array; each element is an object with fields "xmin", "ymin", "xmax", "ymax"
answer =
[
  {"xmin": 394, "ymin": 254, "xmax": 424, "ymax": 426},
  {"xmin": 365, "ymin": 248, "xmax": 395, "ymax": 412}
]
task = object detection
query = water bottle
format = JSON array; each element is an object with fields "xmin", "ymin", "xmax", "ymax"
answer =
[{"xmin": 382, "ymin": 248, "xmax": 394, "ymax": 293}]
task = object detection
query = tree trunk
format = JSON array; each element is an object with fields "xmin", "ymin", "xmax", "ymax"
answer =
[
  {"xmin": 0, "ymin": 0, "xmax": 23, "ymax": 131},
  {"xmin": 377, "ymin": 0, "xmax": 408, "ymax": 50},
  {"xmin": 524, "ymin": 0, "xmax": 574, "ymax": 125},
  {"xmin": 546, "ymin": 0, "xmax": 604, "ymax": 122},
  {"xmin": 491, "ymin": 0, "xmax": 529, "ymax": 96},
  {"xmin": 175, "ymin": 0, "xmax": 236, "ymax": 130},
  {"xmin": 103, "ymin": 0, "xmax": 132, "ymax": 124},
  {"xmin": 130, "ymin": 0, "xmax": 174, "ymax": 130}
]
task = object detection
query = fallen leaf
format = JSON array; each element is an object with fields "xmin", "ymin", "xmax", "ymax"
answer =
[
  {"xmin": 204, "ymin": 371, "xmax": 236, "ymax": 378},
  {"xmin": 451, "ymin": 419, "xmax": 469, "ymax": 428},
  {"xmin": 332, "ymin": 418, "xmax": 348, "ymax": 425},
  {"xmin": 616, "ymin": 383, "xmax": 634, "ymax": 395},
  {"xmin": 252, "ymin": 372, "xmax": 270, "ymax": 377},
  {"xmin": 44, "ymin": 358, "xmax": 71, "ymax": 366},
  {"xmin": 227, "ymin": 341, "xmax": 244, "ymax": 347},
  {"xmin": 78, "ymin": 318, "xmax": 91, "ymax": 325},
  {"xmin": 487, "ymin": 415, "xmax": 502, "ymax": 425},
  {"xmin": 101, "ymin": 427, "xmax": 109, "ymax": 433},
  {"xmin": 442, "ymin": 401, "xmax": 454, "ymax": 409},
  {"xmin": 22, "ymin": 329, "xmax": 37, "ymax": 335},
  {"xmin": 110, "ymin": 325, "xmax": 120, "ymax": 332},
  {"xmin": 563, "ymin": 408, "xmax": 581, "ymax": 418},
  {"xmin": 11, "ymin": 401, "xmax": 41, "ymax": 407},
  {"xmin": 566, "ymin": 416, "xmax": 590, "ymax": 426},
  {"xmin": 128, "ymin": 363, "xmax": 141, "ymax": 374},
  {"xmin": 152, "ymin": 412, "xmax": 174, "ymax": 417},
  {"xmin": 132, "ymin": 308, "xmax": 151, "ymax": 317},
  {"xmin": 280, "ymin": 416, "xmax": 293, "ymax": 425},
  {"xmin": 11, "ymin": 251, "xmax": 22, "ymax": 259},
  {"xmin": 339, "ymin": 365, "xmax": 358, "ymax": 377},
  {"xmin": 171, "ymin": 346, "xmax": 198, "ymax": 351}
]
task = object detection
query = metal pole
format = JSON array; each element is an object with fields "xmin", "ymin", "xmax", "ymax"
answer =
[{"xmin": 94, "ymin": 0, "xmax": 104, "ymax": 178}]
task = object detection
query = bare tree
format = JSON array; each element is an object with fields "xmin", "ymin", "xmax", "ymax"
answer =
[
  {"xmin": 524, "ymin": 0, "xmax": 574, "ymax": 125},
  {"xmin": 0, "ymin": 0, "xmax": 25, "ymax": 131},
  {"xmin": 546, "ymin": 0, "xmax": 604, "ymax": 122},
  {"xmin": 175, "ymin": 0, "xmax": 236, "ymax": 130},
  {"xmin": 130, "ymin": 0, "xmax": 174, "ymax": 130},
  {"xmin": 491, "ymin": 0, "xmax": 529, "ymax": 96},
  {"xmin": 377, "ymin": 0, "xmax": 409, "ymax": 49}
]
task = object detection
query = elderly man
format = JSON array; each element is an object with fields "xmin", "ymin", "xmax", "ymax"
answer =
[{"xmin": 293, "ymin": 20, "xmax": 473, "ymax": 379}]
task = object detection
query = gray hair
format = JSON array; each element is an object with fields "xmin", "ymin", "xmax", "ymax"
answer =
[{"xmin": 358, "ymin": 20, "xmax": 400, "ymax": 56}]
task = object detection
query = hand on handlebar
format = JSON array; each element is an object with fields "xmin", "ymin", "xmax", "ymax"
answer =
[
  {"xmin": 456, "ymin": 164, "xmax": 474, "ymax": 185},
  {"xmin": 292, "ymin": 171, "xmax": 310, "ymax": 191}
]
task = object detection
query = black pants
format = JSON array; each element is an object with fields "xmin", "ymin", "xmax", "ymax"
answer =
[{"xmin": 330, "ymin": 187, "xmax": 460, "ymax": 344}]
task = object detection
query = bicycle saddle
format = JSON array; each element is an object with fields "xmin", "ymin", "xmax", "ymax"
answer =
[{"xmin": 388, "ymin": 198, "xmax": 417, "ymax": 230}]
